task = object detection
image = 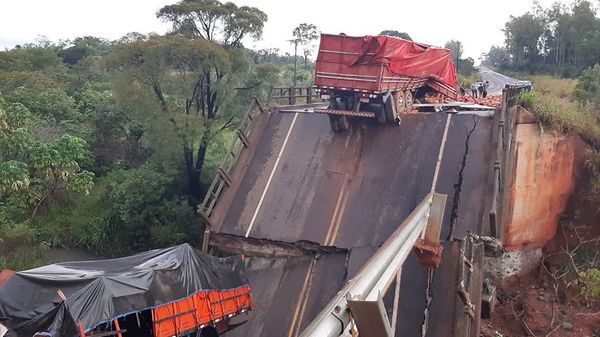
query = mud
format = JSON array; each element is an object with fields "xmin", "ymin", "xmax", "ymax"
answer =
[{"xmin": 480, "ymin": 273, "xmax": 600, "ymax": 337}]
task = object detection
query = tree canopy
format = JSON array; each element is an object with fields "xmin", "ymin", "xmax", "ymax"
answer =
[
  {"xmin": 157, "ymin": 0, "xmax": 267, "ymax": 46},
  {"xmin": 485, "ymin": 0, "xmax": 600, "ymax": 75}
]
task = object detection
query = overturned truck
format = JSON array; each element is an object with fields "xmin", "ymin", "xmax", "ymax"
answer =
[
  {"xmin": 0, "ymin": 244, "xmax": 252, "ymax": 337},
  {"xmin": 314, "ymin": 34, "xmax": 459, "ymax": 131}
]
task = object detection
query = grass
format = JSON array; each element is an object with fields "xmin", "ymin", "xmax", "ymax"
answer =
[
  {"xmin": 519, "ymin": 75, "xmax": 600, "ymax": 151},
  {"xmin": 519, "ymin": 74, "xmax": 600, "ymax": 233}
]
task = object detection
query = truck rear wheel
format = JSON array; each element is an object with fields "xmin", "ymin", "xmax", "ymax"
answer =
[
  {"xmin": 329, "ymin": 115, "xmax": 341, "ymax": 132},
  {"xmin": 199, "ymin": 327, "xmax": 219, "ymax": 337},
  {"xmin": 376, "ymin": 104, "xmax": 387, "ymax": 124},
  {"xmin": 393, "ymin": 91, "xmax": 406, "ymax": 115},
  {"xmin": 337, "ymin": 115, "xmax": 350, "ymax": 131},
  {"xmin": 404, "ymin": 90, "xmax": 414, "ymax": 111},
  {"xmin": 384, "ymin": 92, "xmax": 397, "ymax": 123}
]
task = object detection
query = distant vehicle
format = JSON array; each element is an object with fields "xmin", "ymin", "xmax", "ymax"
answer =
[
  {"xmin": 0, "ymin": 244, "xmax": 252, "ymax": 337},
  {"xmin": 515, "ymin": 80, "xmax": 532, "ymax": 88},
  {"xmin": 313, "ymin": 33, "xmax": 459, "ymax": 132}
]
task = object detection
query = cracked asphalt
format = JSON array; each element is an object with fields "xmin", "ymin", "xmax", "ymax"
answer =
[{"xmin": 213, "ymin": 107, "xmax": 494, "ymax": 337}]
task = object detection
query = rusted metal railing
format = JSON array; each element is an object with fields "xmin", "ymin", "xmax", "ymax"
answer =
[
  {"xmin": 269, "ymin": 86, "xmax": 317, "ymax": 105},
  {"xmin": 198, "ymin": 98, "xmax": 265, "ymax": 224},
  {"xmin": 489, "ymin": 84, "xmax": 531, "ymax": 239},
  {"xmin": 454, "ymin": 235, "xmax": 484, "ymax": 337}
]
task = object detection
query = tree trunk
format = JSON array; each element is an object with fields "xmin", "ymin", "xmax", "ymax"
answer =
[
  {"xmin": 293, "ymin": 42, "xmax": 298, "ymax": 87},
  {"xmin": 184, "ymin": 144, "xmax": 202, "ymax": 199},
  {"xmin": 152, "ymin": 82, "xmax": 168, "ymax": 113}
]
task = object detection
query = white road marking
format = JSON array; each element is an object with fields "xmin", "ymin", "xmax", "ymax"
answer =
[
  {"xmin": 423, "ymin": 113, "xmax": 451, "ymax": 240},
  {"xmin": 245, "ymin": 113, "xmax": 299, "ymax": 237}
]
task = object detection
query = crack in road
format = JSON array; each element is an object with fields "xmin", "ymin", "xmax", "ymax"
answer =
[
  {"xmin": 209, "ymin": 232, "xmax": 348, "ymax": 258},
  {"xmin": 421, "ymin": 116, "xmax": 479, "ymax": 337},
  {"xmin": 420, "ymin": 268, "xmax": 435, "ymax": 337},
  {"xmin": 446, "ymin": 116, "xmax": 478, "ymax": 242}
]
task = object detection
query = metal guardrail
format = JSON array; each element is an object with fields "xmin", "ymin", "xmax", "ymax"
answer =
[
  {"xmin": 198, "ymin": 98, "xmax": 265, "ymax": 223},
  {"xmin": 299, "ymin": 193, "xmax": 447, "ymax": 337},
  {"xmin": 269, "ymin": 86, "xmax": 317, "ymax": 105},
  {"xmin": 489, "ymin": 84, "xmax": 531, "ymax": 240}
]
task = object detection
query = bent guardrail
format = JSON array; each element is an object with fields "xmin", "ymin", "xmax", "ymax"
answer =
[{"xmin": 198, "ymin": 97, "xmax": 265, "ymax": 223}]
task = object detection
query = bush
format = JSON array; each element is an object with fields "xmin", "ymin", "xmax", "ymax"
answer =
[
  {"xmin": 36, "ymin": 165, "xmax": 202, "ymax": 257},
  {"xmin": 0, "ymin": 222, "xmax": 48, "ymax": 270},
  {"xmin": 573, "ymin": 65, "xmax": 600, "ymax": 121},
  {"xmin": 579, "ymin": 268, "xmax": 600, "ymax": 299},
  {"xmin": 518, "ymin": 91, "xmax": 536, "ymax": 109}
]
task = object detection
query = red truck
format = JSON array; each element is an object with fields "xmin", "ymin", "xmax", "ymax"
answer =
[
  {"xmin": 0, "ymin": 244, "xmax": 252, "ymax": 337},
  {"xmin": 314, "ymin": 33, "xmax": 459, "ymax": 132}
]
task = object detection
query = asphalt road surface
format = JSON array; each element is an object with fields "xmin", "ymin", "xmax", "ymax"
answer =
[
  {"xmin": 480, "ymin": 66, "xmax": 530, "ymax": 95},
  {"xmin": 214, "ymin": 107, "xmax": 494, "ymax": 337}
]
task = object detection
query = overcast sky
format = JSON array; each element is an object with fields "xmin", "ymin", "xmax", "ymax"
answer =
[{"xmin": 0, "ymin": 0, "xmax": 577, "ymax": 61}]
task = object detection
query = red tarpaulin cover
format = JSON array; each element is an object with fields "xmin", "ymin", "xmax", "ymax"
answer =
[{"xmin": 351, "ymin": 35, "xmax": 458, "ymax": 88}]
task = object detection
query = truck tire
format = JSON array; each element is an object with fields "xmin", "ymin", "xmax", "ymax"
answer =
[
  {"xmin": 384, "ymin": 92, "xmax": 396, "ymax": 123},
  {"xmin": 393, "ymin": 91, "xmax": 406, "ymax": 115},
  {"xmin": 404, "ymin": 90, "xmax": 414, "ymax": 111},
  {"xmin": 329, "ymin": 115, "xmax": 341, "ymax": 132},
  {"xmin": 376, "ymin": 105, "xmax": 386, "ymax": 124},
  {"xmin": 199, "ymin": 327, "xmax": 219, "ymax": 337},
  {"xmin": 337, "ymin": 115, "xmax": 350, "ymax": 131}
]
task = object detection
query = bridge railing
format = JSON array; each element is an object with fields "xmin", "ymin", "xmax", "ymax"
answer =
[
  {"xmin": 198, "ymin": 98, "xmax": 265, "ymax": 224},
  {"xmin": 269, "ymin": 86, "xmax": 318, "ymax": 105},
  {"xmin": 299, "ymin": 193, "xmax": 447, "ymax": 337},
  {"xmin": 489, "ymin": 84, "xmax": 532, "ymax": 240}
]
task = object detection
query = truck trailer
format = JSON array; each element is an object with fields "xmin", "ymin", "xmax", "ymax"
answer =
[
  {"xmin": 314, "ymin": 33, "xmax": 459, "ymax": 132},
  {"xmin": 0, "ymin": 244, "xmax": 252, "ymax": 337}
]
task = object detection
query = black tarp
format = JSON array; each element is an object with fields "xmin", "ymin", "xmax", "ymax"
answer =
[{"xmin": 0, "ymin": 244, "xmax": 248, "ymax": 336}]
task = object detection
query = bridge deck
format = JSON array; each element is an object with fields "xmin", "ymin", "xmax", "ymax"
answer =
[{"xmin": 213, "ymin": 109, "xmax": 493, "ymax": 337}]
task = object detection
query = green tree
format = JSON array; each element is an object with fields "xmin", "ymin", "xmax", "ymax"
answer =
[
  {"xmin": 483, "ymin": 45, "xmax": 510, "ymax": 68},
  {"xmin": 157, "ymin": 0, "xmax": 267, "ymax": 46},
  {"xmin": 0, "ymin": 102, "xmax": 94, "ymax": 221},
  {"xmin": 444, "ymin": 39, "xmax": 463, "ymax": 61},
  {"xmin": 0, "ymin": 46, "xmax": 62, "ymax": 72},
  {"xmin": 99, "ymin": 167, "xmax": 199, "ymax": 255},
  {"xmin": 573, "ymin": 65, "xmax": 600, "ymax": 119},
  {"xmin": 58, "ymin": 36, "xmax": 113, "ymax": 65},
  {"xmin": 499, "ymin": 0, "xmax": 600, "ymax": 74},
  {"xmin": 379, "ymin": 30, "xmax": 412, "ymax": 41},
  {"xmin": 104, "ymin": 35, "xmax": 250, "ymax": 198},
  {"xmin": 290, "ymin": 23, "xmax": 318, "ymax": 86},
  {"xmin": 504, "ymin": 13, "xmax": 545, "ymax": 68}
]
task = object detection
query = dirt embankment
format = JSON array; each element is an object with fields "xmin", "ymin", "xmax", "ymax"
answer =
[
  {"xmin": 481, "ymin": 273, "xmax": 600, "ymax": 337},
  {"xmin": 503, "ymin": 107, "xmax": 588, "ymax": 251},
  {"xmin": 483, "ymin": 106, "xmax": 600, "ymax": 337}
]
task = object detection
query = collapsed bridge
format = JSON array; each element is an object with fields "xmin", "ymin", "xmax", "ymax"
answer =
[{"xmin": 197, "ymin": 78, "xmax": 530, "ymax": 336}]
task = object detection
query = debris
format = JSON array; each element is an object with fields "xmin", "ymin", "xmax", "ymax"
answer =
[
  {"xmin": 470, "ymin": 234, "xmax": 505, "ymax": 257},
  {"xmin": 482, "ymin": 277, "xmax": 497, "ymax": 319},
  {"xmin": 210, "ymin": 232, "xmax": 348, "ymax": 258},
  {"xmin": 457, "ymin": 281, "xmax": 476, "ymax": 319},
  {"xmin": 413, "ymin": 239, "xmax": 443, "ymax": 268}
]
